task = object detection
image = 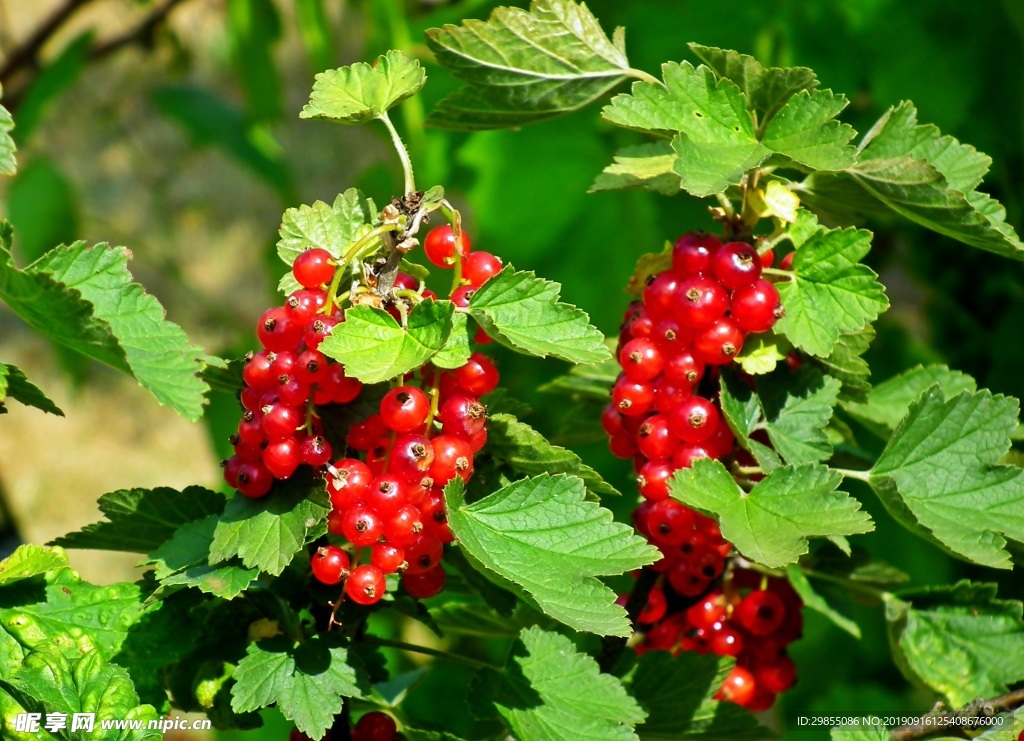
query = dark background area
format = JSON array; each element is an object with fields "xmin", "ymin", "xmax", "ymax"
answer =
[{"xmin": 1, "ymin": 1, "xmax": 1022, "ymax": 738}]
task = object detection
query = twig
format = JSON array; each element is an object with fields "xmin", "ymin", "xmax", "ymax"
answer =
[
  {"xmin": 598, "ymin": 567, "xmax": 658, "ymax": 673},
  {"xmin": 889, "ymin": 688, "xmax": 1024, "ymax": 741},
  {"xmin": 89, "ymin": 0, "xmax": 188, "ymax": 62},
  {"xmin": 0, "ymin": 0, "xmax": 93, "ymax": 85}
]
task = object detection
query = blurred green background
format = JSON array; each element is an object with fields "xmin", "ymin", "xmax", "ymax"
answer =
[{"xmin": 1, "ymin": 0, "xmax": 1023, "ymax": 738}]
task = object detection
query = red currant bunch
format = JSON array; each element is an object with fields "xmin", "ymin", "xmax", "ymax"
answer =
[{"xmin": 606, "ymin": 230, "xmax": 800, "ymax": 711}]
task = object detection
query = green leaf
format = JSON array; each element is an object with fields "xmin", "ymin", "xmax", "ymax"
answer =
[
  {"xmin": 320, "ymin": 300, "xmax": 454, "ymax": 384},
  {"xmin": 0, "ymin": 545, "xmax": 68, "ymax": 586},
  {"xmin": 52, "ymin": 486, "xmax": 225, "ymax": 553},
  {"xmin": 670, "ymin": 459, "xmax": 873, "ymax": 568},
  {"xmin": 589, "ymin": 142, "xmax": 681, "ymax": 196},
  {"xmin": 830, "ymin": 726, "xmax": 888, "ymax": 741},
  {"xmin": 810, "ymin": 325, "xmax": 874, "ymax": 403},
  {"xmin": 425, "ymin": 0, "xmax": 633, "ymax": 130},
  {"xmin": 209, "ymin": 472, "xmax": 329, "ymax": 576},
  {"xmin": 431, "ymin": 311, "xmax": 472, "ymax": 370},
  {"xmin": 758, "ymin": 366, "xmax": 842, "ymax": 465},
  {"xmin": 843, "ymin": 365, "xmax": 975, "ymax": 439},
  {"xmin": 468, "ymin": 267, "xmax": 610, "ymax": 364},
  {"xmin": 802, "ymin": 102, "xmax": 1023, "ymax": 260},
  {"xmin": 774, "ymin": 211, "xmax": 888, "ymax": 357},
  {"xmin": 472, "ymin": 626, "xmax": 645, "ymax": 741},
  {"xmin": 299, "ymin": 50, "xmax": 425, "ymax": 124},
  {"xmin": 444, "ymin": 475, "xmax": 657, "ymax": 635},
  {"xmin": 886, "ymin": 581, "xmax": 1024, "ymax": 706},
  {"xmin": 603, "ymin": 62, "xmax": 767, "ymax": 198},
  {"xmin": 29, "ymin": 242, "xmax": 212, "ymax": 420},
  {"xmin": 622, "ymin": 242, "xmax": 673, "ymax": 297},
  {"xmin": 785, "ymin": 565, "xmax": 861, "ymax": 638},
  {"xmin": 761, "ymin": 90, "xmax": 856, "ymax": 172},
  {"xmin": 868, "ymin": 385, "xmax": 1024, "ymax": 569},
  {"xmin": 688, "ymin": 44, "xmax": 817, "ymax": 126},
  {"xmin": 147, "ymin": 516, "xmax": 258, "ymax": 599},
  {"xmin": 1, "ymin": 642, "xmax": 160, "ymax": 741},
  {"xmin": 231, "ymin": 634, "xmax": 370, "ymax": 739},
  {"xmin": 733, "ymin": 332, "xmax": 787, "ymax": 375},
  {"xmin": 625, "ymin": 651, "xmax": 767, "ymax": 740},
  {"xmin": 486, "ymin": 413, "xmax": 620, "ymax": 498},
  {"xmin": 538, "ymin": 350, "xmax": 618, "ymax": 401},
  {"xmin": 0, "ymin": 86, "xmax": 15, "ymax": 176},
  {"xmin": 159, "ymin": 563, "xmax": 260, "ymax": 600},
  {"xmin": 277, "ymin": 189, "xmax": 376, "ymax": 269},
  {"xmin": 0, "ymin": 363, "xmax": 62, "ymax": 416}
]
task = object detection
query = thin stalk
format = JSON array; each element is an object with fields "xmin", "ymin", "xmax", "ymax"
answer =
[
  {"xmin": 627, "ymin": 67, "xmax": 664, "ymax": 87},
  {"xmin": 761, "ymin": 266, "xmax": 794, "ymax": 278},
  {"xmin": 379, "ymin": 112, "xmax": 416, "ymax": 195},
  {"xmin": 321, "ymin": 224, "xmax": 399, "ymax": 314},
  {"xmin": 832, "ymin": 467, "xmax": 872, "ymax": 483},
  {"xmin": 364, "ymin": 637, "xmax": 496, "ymax": 670}
]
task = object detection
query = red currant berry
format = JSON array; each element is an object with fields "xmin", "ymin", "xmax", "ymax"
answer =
[
  {"xmin": 677, "ymin": 275, "xmax": 730, "ymax": 330},
  {"xmin": 646, "ymin": 499, "xmax": 695, "ymax": 545},
  {"xmin": 371, "ymin": 543, "xmax": 407, "ymax": 574},
  {"xmin": 276, "ymin": 376, "xmax": 309, "ymax": 408},
  {"xmin": 716, "ymin": 667, "xmax": 757, "ymax": 706},
  {"xmin": 341, "ymin": 507, "xmax": 385, "ymax": 547},
  {"xmin": 735, "ymin": 589, "xmax": 786, "ymax": 636},
  {"xmin": 327, "ymin": 458, "xmax": 373, "ymax": 509},
  {"xmin": 672, "ymin": 231, "xmax": 721, "ymax": 276},
  {"xmin": 693, "ymin": 318, "xmax": 746, "ymax": 365},
  {"xmin": 258, "ymin": 307, "xmax": 304, "ymax": 353},
  {"xmin": 292, "ymin": 248, "xmax": 335, "ymax": 288},
  {"xmin": 619, "ymin": 338, "xmax": 665, "ymax": 382},
  {"xmin": 601, "ymin": 404, "xmax": 626, "ymax": 437},
  {"xmin": 424, "ymin": 225, "xmax": 471, "ymax": 267},
  {"xmin": 270, "ymin": 351, "xmax": 297, "ymax": 378},
  {"xmin": 638, "ymin": 586, "xmax": 668, "ymax": 624},
  {"xmin": 712, "ymin": 241, "xmax": 762, "ymax": 290},
  {"xmin": 612, "ymin": 376, "xmax": 655, "ymax": 417},
  {"xmin": 263, "ymin": 437, "xmax": 302, "ymax": 479},
  {"xmin": 236, "ymin": 460, "xmax": 273, "ymax": 498},
  {"xmin": 388, "ymin": 434, "xmax": 435, "ymax": 482},
  {"xmin": 243, "ymin": 351, "xmax": 276, "ymax": 391},
  {"xmin": 637, "ymin": 460, "xmax": 674, "ymax": 501},
  {"xmin": 669, "ymin": 396, "xmax": 720, "ymax": 444},
  {"xmin": 756, "ymin": 657, "xmax": 797, "ymax": 694},
  {"xmin": 663, "ymin": 350, "xmax": 704, "ymax": 386},
  {"xmin": 463, "ymin": 251, "xmax": 503, "ymax": 286},
  {"xmin": 439, "ymin": 394, "xmax": 487, "ymax": 439},
  {"xmin": 367, "ymin": 475, "xmax": 408, "ymax": 515},
  {"xmin": 295, "ymin": 350, "xmax": 327, "ymax": 386},
  {"xmin": 710, "ymin": 622, "xmax": 744, "ymax": 657},
  {"xmin": 760, "ymin": 249, "xmax": 775, "ymax": 268},
  {"xmin": 643, "ymin": 271, "xmax": 684, "ymax": 319},
  {"xmin": 609, "ymin": 432, "xmax": 638, "ymax": 459},
  {"xmin": 387, "ymin": 505, "xmax": 425, "ymax": 546},
  {"xmin": 429, "ymin": 435, "xmax": 474, "ymax": 484},
  {"xmin": 780, "ymin": 251, "xmax": 795, "ymax": 270},
  {"xmin": 450, "ymin": 285, "xmax": 476, "ymax": 308},
  {"xmin": 311, "ymin": 545, "xmax": 350, "ymax": 585},
  {"xmin": 686, "ymin": 592, "xmax": 728, "ymax": 630},
  {"xmin": 286, "ymin": 288, "xmax": 328, "ymax": 325},
  {"xmin": 380, "ymin": 386, "xmax": 430, "ymax": 433},
  {"xmin": 453, "ymin": 352, "xmax": 499, "ymax": 396},
  {"xmin": 653, "ymin": 380, "xmax": 692, "ymax": 415},
  {"xmin": 731, "ymin": 279, "xmax": 783, "ymax": 333},
  {"xmin": 402, "ymin": 565, "xmax": 446, "ymax": 600},
  {"xmin": 405, "ymin": 534, "xmax": 444, "ymax": 575},
  {"xmin": 636, "ymin": 414, "xmax": 677, "ymax": 461},
  {"xmin": 261, "ymin": 402, "xmax": 302, "ymax": 440},
  {"xmin": 347, "ymin": 415, "xmax": 388, "ymax": 451},
  {"xmin": 667, "ymin": 561, "xmax": 710, "ymax": 597},
  {"xmin": 304, "ymin": 317, "xmax": 339, "ymax": 350},
  {"xmin": 345, "ymin": 564, "xmax": 386, "ymax": 605}
]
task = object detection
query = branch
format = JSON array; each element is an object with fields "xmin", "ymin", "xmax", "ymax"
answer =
[
  {"xmin": 890, "ymin": 688, "xmax": 1024, "ymax": 741},
  {"xmin": 597, "ymin": 567, "xmax": 658, "ymax": 673},
  {"xmin": 0, "ymin": 0, "xmax": 94, "ymax": 85},
  {"xmin": 88, "ymin": 0, "xmax": 188, "ymax": 62}
]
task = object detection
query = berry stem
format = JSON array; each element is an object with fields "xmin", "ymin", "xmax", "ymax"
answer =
[
  {"xmin": 424, "ymin": 371, "xmax": 442, "ymax": 436},
  {"xmin": 832, "ymin": 467, "xmax": 872, "ymax": 483},
  {"xmin": 449, "ymin": 250, "xmax": 464, "ymax": 296},
  {"xmin": 761, "ymin": 266, "xmax": 794, "ymax": 278},
  {"xmin": 378, "ymin": 111, "xmax": 416, "ymax": 195},
  {"xmin": 323, "ymin": 224, "xmax": 400, "ymax": 313},
  {"xmin": 363, "ymin": 636, "xmax": 496, "ymax": 670},
  {"xmin": 627, "ymin": 67, "xmax": 665, "ymax": 87}
]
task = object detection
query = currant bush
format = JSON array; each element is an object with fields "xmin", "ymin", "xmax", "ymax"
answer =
[{"xmin": 607, "ymin": 229, "xmax": 800, "ymax": 710}]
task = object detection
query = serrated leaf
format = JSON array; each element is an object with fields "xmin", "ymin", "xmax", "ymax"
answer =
[
  {"xmin": 231, "ymin": 634, "xmax": 370, "ymax": 738},
  {"xmin": 758, "ymin": 366, "xmax": 841, "ymax": 465},
  {"xmin": 320, "ymin": 300, "xmax": 454, "ymax": 384},
  {"xmin": 146, "ymin": 516, "xmax": 258, "ymax": 599},
  {"xmin": 299, "ymin": 50, "xmax": 425, "ymax": 124},
  {"xmin": 774, "ymin": 211, "xmax": 888, "ymax": 357},
  {"xmin": 868, "ymin": 386, "xmax": 1024, "ymax": 569},
  {"xmin": 444, "ymin": 475, "xmax": 657, "ymax": 635},
  {"xmin": 277, "ymin": 189, "xmax": 376, "ymax": 269},
  {"xmin": 0, "ymin": 363, "xmax": 63, "ymax": 416},
  {"xmin": 603, "ymin": 61, "xmax": 767, "ymax": 198},
  {"xmin": 733, "ymin": 333, "xmax": 787, "ymax": 375},
  {"xmin": 625, "ymin": 651, "xmax": 767, "ymax": 740},
  {"xmin": 209, "ymin": 472, "xmax": 329, "ymax": 576},
  {"xmin": 472, "ymin": 626, "xmax": 645, "ymax": 741},
  {"xmin": 425, "ymin": 0, "xmax": 633, "ymax": 130},
  {"xmin": 624, "ymin": 241, "xmax": 673, "ymax": 296},
  {"xmin": 748, "ymin": 180, "xmax": 800, "ymax": 223},
  {"xmin": 811, "ymin": 326, "xmax": 874, "ymax": 403},
  {"xmin": 487, "ymin": 413, "xmax": 620, "ymax": 498},
  {"xmin": 28, "ymin": 242, "xmax": 212, "ymax": 420},
  {"xmin": 1, "ymin": 642, "xmax": 160, "ymax": 741},
  {"xmin": 0, "ymin": 545, "xmax": 68, "ymax": 586},
  {"xmin": 444, "ymin": 546, "xmax": 519, "ymax": 618},
  {"xmin": 689, "ymin": 44, "xmax": 817, "ymax": 126},
  {"xmin": 52, "ymin": 486, "xmax": 225, "ymax": 553},
  {"xmin": 886, "ymin": 581, "xmax": 1024, "ymax": 706},
  {"xmin": 761, "ymin": 89, "xmax": 856, "ymax": 172},
  {"xmin": 432, "ymin": 311, "xmax": 472, "ymax": 369},
  {"xmin": 802, "ymin": 102, "xmax": 1023, "ymax": 260},
  {"xmin": 670, "ymin": 459, "xmax": 873, "ymax": 568},
  {"xmin": 0, "ymin": 89, "xmax": 15, "ymax": 176},
  {"xmin": 537, "ymin": 351, "xmax": 618, "ymax": 401},
  {"xmin": 589, "ymin": 143, "xmax": 681, "ymax": 195},
  {"xmin": 717, "ymin": 370, "xmax": 782, "ymax": 473},
  {"xmin": 843, "ymin": 365, "xmax": 975, "ymax": 439},
  {"xmin": 468, "ymin": 267, "xmax": 610, "ymax": 364},
  {"xmin": 785, "ymin": 564, "xmax": 860, "ymax": 638}
]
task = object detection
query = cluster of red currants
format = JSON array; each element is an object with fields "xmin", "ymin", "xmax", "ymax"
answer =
[
  {"xmin": 289, "ymin": 711, "xmax": 397, "ymax": 741},
  {"xmin": 604, "ymin": 230, "xmax": 800, "ymax": 710},
  {"xmin": 223, "ymin": 224, "xmax": 503, "ymax": 609}
]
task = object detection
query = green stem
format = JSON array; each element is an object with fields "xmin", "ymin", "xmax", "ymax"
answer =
[
  {"xmin": 627, "ymin": 67, "xmax": 664, "ymax": 87},
  {"xmin": 761, "ymin": 266, "xmax": 793, "ymax": 278},
  {"xmin": 364, "ymin": 637, "xmax": 496, "ymax": 670},
  {"xmin": 715, "ymin": 192, "xmax": 735, "ymax": 218},
  {"xmin": 322, "ymin": 224, "xmax": 399, "ymax": 313},
  {"xmin": 832, "ymin": 467, "xmax": 872, "ymax": 483},
  {"xmin": 800, "ymin": 566, "xmax": 891, "ymax": 601},
  {"xmin": 449, "ymin": 250, "xmax": 464, "ymax": 295},
  {"xmin": 379, "ymin": 112, "xmax": 416, "ymax": 195}
]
